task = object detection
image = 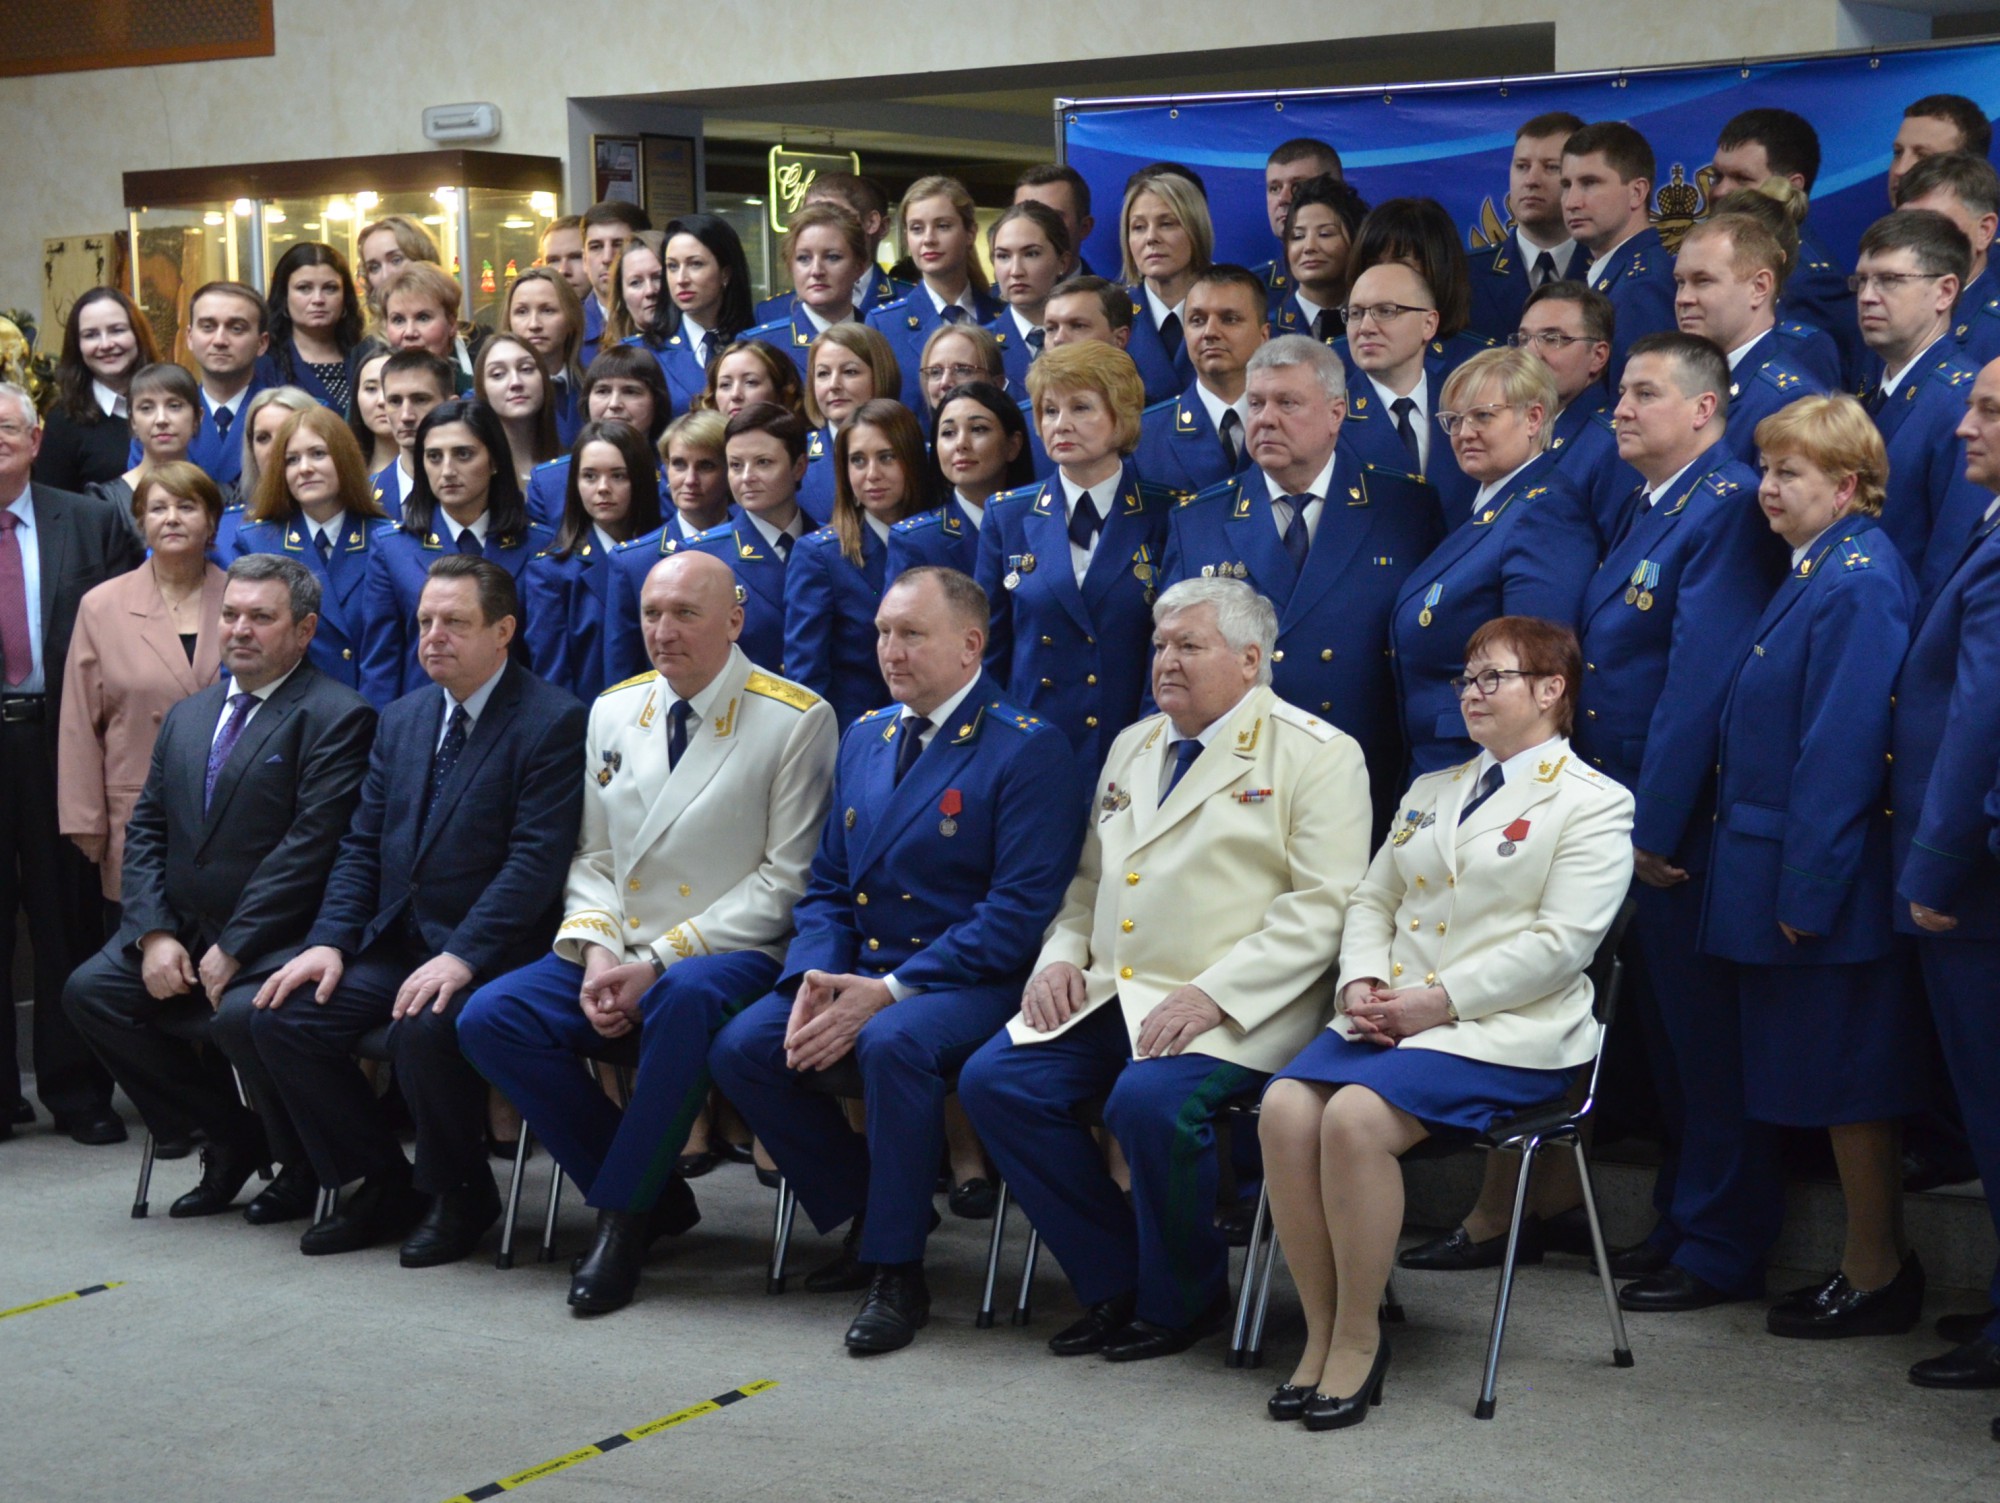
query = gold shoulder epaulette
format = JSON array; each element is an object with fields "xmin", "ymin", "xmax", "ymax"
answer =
[
  {"xmin": 599, "ymin": 670, "xmax": 659, "ymax": 697},
  {"xmin": 745, "ymin": 671, "xmax": 820, "ymax": 712}
]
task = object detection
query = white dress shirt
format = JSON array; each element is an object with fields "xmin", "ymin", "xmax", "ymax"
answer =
[
  {"xmin": 1879, "ymin": 334, "xmax": 1946, "ymax": 402},
  {"xmin": 1267, "ymin": 452, "xmax": 1339, "ymax": 549},
  {"xmin": 1365, "ymin": 370, "xmax": 1432, "ymax": 473},
  {"xmin": 952, "ymin": 488, "xmax": 987, "ymax": 531},
  {"xmin": 437, "ymin": 660, "xmax": 507, "ymax": 750},
  {"xmin": 437, "ymin": 510, "xmax": 490, "ymax": 549},
  {"xmin": 91, "ymin": 380, "xmax": 129, "ymax": 420},
  {"xmin": 1470, "ymin": 459, "xmax": 1534, "ymax": 519},
  {"xmin": 744, "ymin": 508, "xmax": 806, "ymax": 554},
  {"xmin": 212, "ymin": 660, "xmax": 304, "ymax": 744},
  {"xmin": 1060, "ymin": 472, "xmax": 1119, "ymax": 583}
]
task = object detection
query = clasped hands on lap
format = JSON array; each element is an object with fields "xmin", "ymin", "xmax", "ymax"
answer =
[
  {"xmin": 139, "ymin": 932, "xmax": 239, "ymax": 1006},
  {"xmin": 1341, "ymin": 980, "xmax": 1452, "ymax": 1046},
  {"xmin": 785, "ymin": 971, "xmax": 896, "ymax": 1071},
  {"xmin": 1019, "ymin": 961, "xmax": 1223, "ymax": 1056}
]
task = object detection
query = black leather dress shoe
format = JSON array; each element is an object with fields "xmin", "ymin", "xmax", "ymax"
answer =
[
  {"xmin": 243, "ymin": 1164, "xmax": 319, "ymax": 1225},
  {"xmin": 1302, "ymin": 1334, "xmax": 1391, "ymax": 1432},
  {"xmin": 1608, "ymin": 1240, "xmax": 1674, "ymax": 1279},
  {"xmin": 1048, "ymin": 1293, "xmax": 1137, "ymax": 1356},
  {"xmin": 169, "ymin": 1136, "xmax": 269, "ymax": 1218},
  {"xmin": 719, "ymin": 1140, "xmax": 756, "ymax": 1165},
  {"xmin": 55, "ymin": 1108, "xmax": 128, "ymax": 1146},
  {"xmin": 1618, "ymin": 1265, "xmax": 1744, "ymax": 1312},
  {"xmin": 1101, "ymin": 1298, "xmax": 1228, "ymax": 1362},
  {"xmin": 845, "ymin": 1263, "xmax": 930, "ymax": 1354},
  {"xmin": 1938, "ymin": 1309, "xmax": 1999, "ymax": 1344},
  {"xmin": 755, "ymin": 1166, "xmax": 782, "ymax": 1190},
  {"xmin": 1399, "ymin": 1217, "xmax": 1546, "ymax": 1272},
  {"xmin": 568, "ymin": 1207, "xmax": 675, "ymax": 1315},
  {"xmin": 675, "ymin": 1149, "xmax": 721, "ymax": 1179},
  {"xmin": 401, "ymin": 1176, "xmax": 503, "ymax": 1268},
  {"xmin": 948, "ymin": 1176, "xmax": 998, "ymax": 1219},
  {"xmin": 1768, "ymin": 1252, "xmax": 1925, "ymax": 1339},
  {"xmin": 299, "ymin": 1172, "xmax": 423, "ymax": 1255},
  {"xmin": 1267, "ymin": 1383, "xmax": 1313, "ymax": 1422},
  {"xmin": 1910, "ymin": 1338, "xmax": 2000, "ymax": 1390}
]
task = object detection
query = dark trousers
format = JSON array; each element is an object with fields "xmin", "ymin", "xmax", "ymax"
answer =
[
  {"xmin": 710, "ymin": 980, "xmax": 1020, "ymax": 1265},
  {"xmin": 457, "ymin": 949, "xmax": 779, "ymax": 1213},
  {"xmin": 1, "ymin": 718, "xmax": 114, "ymax": 1117},
  {"xmin": 61, "ymin": 941, "xmax": 274, "ymax": 1151},
  {"xmin": 246, "ymin": 940, "xmax": 487, "ymax": 1193},
  {"xmin": 1635, "ymin": 876, "xmax": 1781, "ymax": 1295},
  {"xmin": 1918, "ymin": 937, "xmax": 2000, "ymax": 1340},
  {"xmin": 959, "ymin": 1002, "xmax": 1261, "ymax": 1327}
]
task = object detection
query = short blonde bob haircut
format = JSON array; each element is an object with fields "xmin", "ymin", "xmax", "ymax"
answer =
[
  {"xmin": 1025, "ymin": 340, "xmax": 1147, "ymax": 456},
  {"xmin": 1752, "ymin": 393, "xmax": 1888, "ymax": 516},
  {"xmin": 1118, "ymin": 171, "xmax": 1216, "ymax": 288},
  {"xmin": 1440, "ymin": 348, "xmax": 1559, "ymax": 454}
]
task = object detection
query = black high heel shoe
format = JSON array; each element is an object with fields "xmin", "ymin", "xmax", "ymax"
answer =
[
  {"xmin": 1266, "ymin": 1382, "xmax": 1312, "ymax": 1421},
  {"xmin": 1302, "ymin": 1333, "xmax": 1391, "ymax": 1432}
]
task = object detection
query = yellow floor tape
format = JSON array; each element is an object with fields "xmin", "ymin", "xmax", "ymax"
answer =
[{"xmin": 0, "ymin": 1282, "xmax": 125, "ymax": 1322}]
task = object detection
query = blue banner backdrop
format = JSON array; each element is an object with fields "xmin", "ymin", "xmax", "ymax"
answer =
[{"xmin": 1062, "ymin": 39, "xmax": 2000, "ymax": 282}]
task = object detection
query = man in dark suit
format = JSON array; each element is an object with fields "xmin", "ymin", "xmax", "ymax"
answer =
[
  {"xmin": 1466, "ymin": 111, "xmax": 1587, "ymax": 342},
  {"xmin": 243, "ymin": 556, "xmax": 586, "ymax": 1266},
  {"xmin": 62, "ymin": 555, "xmax": 375, "ymax": 1209},
  {"xmin": 0, "ymin": 381, "xmax": 145, "ymax": 1143}
]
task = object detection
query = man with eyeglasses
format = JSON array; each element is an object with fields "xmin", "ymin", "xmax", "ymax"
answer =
[
  {"xmin": 1511, "ymin": 283, "xmax": 1634, "ymax": 545},
  {"xmin": 1854, "ymin": 210, "xmax": 1985, "ymax": 590},
  {"xmin": 1134, "ymin": 266, "xmax": 1267, "ymax": 497},
  {"xmin": 1561, "ymin": 122, "xmax": 1677, "ymax": 394},
  {"xmin": 1159, "ymin": 335, "xmax": 1441, "ymax": 836},
  {"xmin": 1571, "ymin": 332, "xmax": 1783, "ymax": 1314}
]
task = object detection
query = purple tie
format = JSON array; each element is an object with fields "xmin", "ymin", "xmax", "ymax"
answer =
[
  {"xmin": 0, "ymin": 512, "xmax": 31, "ymax": 687},
  {"xmin": 205, "ymin": 692, "xmax": 256, "ymax": 812}
]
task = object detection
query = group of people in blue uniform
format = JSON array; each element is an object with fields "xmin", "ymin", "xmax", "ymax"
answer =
[{"xmin": 26, "ymin": 84, "xmax": 2000, "ymax": 1440}]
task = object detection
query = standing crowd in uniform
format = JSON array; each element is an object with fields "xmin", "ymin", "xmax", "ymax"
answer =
[{"xmin": 11, "ymin": 89, "xmax": 2000, "ymax": 1437}]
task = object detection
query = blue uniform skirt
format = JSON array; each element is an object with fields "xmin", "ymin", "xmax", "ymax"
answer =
[
  {"xmin": 1270, "ymin": 1030, "xmax": 1576, "ymax": 1137},
  {"xmin": 1738, "ymin": 954, "xmax": 1926, "ymax": 1127}
]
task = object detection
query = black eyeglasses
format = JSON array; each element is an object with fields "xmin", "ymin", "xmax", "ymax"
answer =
[
  {"xmin": 1449, "ymin": 668, "xmax": 1539, "ymax": 698},
  {"xmin": 1507, "ymin": 330, "xmax": 1598, "ymax": 351},
  {"xmin": 1846, "ymin": 271, "xmax": 1946, "ymax": 294},
  {"xmin": 1338, "ymin": 302, "xmax": 1432, "ymax": 327}
]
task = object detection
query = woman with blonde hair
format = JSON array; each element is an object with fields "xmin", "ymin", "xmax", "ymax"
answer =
[
  {"xmin": 501, "ymin": 266, "xmax": 586, "ymax": 447},
  {"xmin": 868, "ymin": 175, "xmax": 1005, "ymax": 412},
  {"xmin": 745, "ymin": 204, "xmax": 875, "ymax": 379},
  {"xmin": 1120, "ymin": 170, "xmax": 1215, "ymax": 404},
  {"xmin": 800, "ymin": 323, "xmax": 901, "ymax": 523},
  {"xmin": 378, "ymin": 262, "xmax": 478, "ymax": 393}
]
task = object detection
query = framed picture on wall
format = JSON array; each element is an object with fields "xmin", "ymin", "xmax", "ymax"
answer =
[
  {"xmin": 642, "ymin": 135, "xmax": 697, "ymax": 218},
  {"xmin": 592, "ymin": 135, "xmax": 642, "ymax": 207}
]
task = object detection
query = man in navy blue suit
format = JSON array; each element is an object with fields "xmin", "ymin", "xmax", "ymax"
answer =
[
  {"xmin": 241, "ymin": 556, "xmax": 586, "ymax": 1266},
  {"xmin": 1134, "ymin": 265, "xmax": 1266, "ymax": 498},
  {"xmin": 1467, "ymin": 111, "xmax": 1586, "ymax": 343},
  {"xmin": 1886, "ymin": 92, "xmax": 1991, "ymax": 208},
  {"xmin": 1561, "ymin": 122, "xmax": 1677, "ymax": 393},
  {"xmin": 1897, "ymin": 152, "xmax": 2000, "ymax": 369},
  {"xmin": 183, "ymin": 283, "xmax": 271, "ymax": 491},
  {"xmin": 710, "ymin": 566, "xmax": 1085, "ymax": 1355}
]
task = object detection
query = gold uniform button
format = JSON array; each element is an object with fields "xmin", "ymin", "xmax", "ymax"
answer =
[
  {"xmin": 1120, "ymin": 919, "xmax": 1134, "ymax": 932},
  {"xmin": 1409, "ymin": 919, "xmax": 1420, "ymax": 931},
  {"xmin": 1040, "ymin": 635, "xmax": 1054, "ymax": 645},
  {"xmin": 1040, "ymin": 677, "xmax": 1054, "ymax": 687},
  {"xmin": 867, "ymin": 938, "xmax": 880, "ymax": 951},
  {"xmin": 1424, "ymin": 971, "xmax": 1436, "ymax": 985},
  {"xmin": 1126, "ymin": 873, "xmax": 1140, "ymax": 885},
  {"xmin": 342, "ymin": 647, "xmax": 354, "ymax": 660},
  {"xmin": 628, "ymin": 918, "xmax": 641, "ymax": 929},
  {"xmin": 1885, "ymin": 752, "xmax": 1893, "ymax": 763},
  {"xmin": 1436, "ymin": 922, "xmax": 1446, "ymax": 934},
  {"xmin": 1392, "ymin": 963, "xmax": 1404, "ymax": 977},
  {"xmin": 1586, "ymin": 709, "xmax": 1596, "ymax": 719},
  {"xmin": 1320, "ymin": 701, "xmax": 1332, "ymax": 711},
  {"xmin": 1271, "ymin": 650, "xmax": 1284, "ymax": 663},
  {"xmin": 679, "ymin": 883, "xmax": 691, "ymax": 896},
  {"xmin": 628, "ymin": 878, "xmax": 641, "ymax": 891},
  {"xmin": 1320, "ymin": 649, "xmax": 1332, "ymax": 661},
  {"xmin": 857, "ymin": 893, "xmax": 869, "ymax": 906},
  {"xmin": 1086, "ymin": 716, "xmax": 1099, "ymax": 727},
  {"xmin": 1447, "ymin": 875, "xmax": 1456, "ymax": 887},
  {"xmin": 1415, "ymin": 876, "xmax": 1426, "ymax": 888},
  {"xmin": 1086, "ymin": 674, "xmax": 1098, "ymax": 685},
  {"xmin": 1119, "ymin": 966, "xmax": 1133, "ymax": 980},
  {"xmin": 1586, "ymin": 661, "xmax": 1596, "ymax": 671}
]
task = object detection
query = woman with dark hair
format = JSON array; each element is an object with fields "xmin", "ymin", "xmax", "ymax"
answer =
[
  {"xmin": 784, "ymin": 398, "xmax": 932, "ymax": 728},
  {"xmin": 743, "ymin": 204, "xmax": 874, "ymax": 379},
  {"xmin": 1271, "ymin": 175, "xmax": 1371, "ymax": 343},
  {"xmin": 265, "ymin": 242, "xmax": 366, "ymax": 412},
  {"xmin": 1341, "ymin": 197, "xmax": 1497, "ymax": 379},
  {"xmin": 524, "ymin": 344, "xmax": 671, "ymax": 528},
  {"xmin": 868, "ymin": 176, "xmax": 1006, "ymax": 412},
  {"xmin": 501, "ymin": 267, "xmax": 586, "ymax": 447},
  {"xmin": 522, "ymin": 419, "xmax": 662, "ymax": 702},
  {"xmin": 985, "ymin": 200, "xmax": 1074, "ymax": 392},
  {"xmin": 641, "ymin": 214, "xmax": 757, "ymax": 415},
  {"xmin": 346, "ymin": 345, "xmax": 398, "ymax": 476},
  {"xmin": 33, "ymin": 287, "xmax": 161, "ymax": 491},
  {"xmin": 701, "ymin": 339, "xmax": 806, "ymax": 423},
  {"xmin": 233, "ymin": 406, "xmax": 393, "ymax": 689},
  {"xmin": 358, "ymin": 398, "xmax": 552, "ymax": 704},
  {"xmin": 87, "ymin": 363, "xmax": 200, "ymax": 516},
  {"xmin": 478, "ymin": 333, "xmax": 561, "ymax": 494},
  {"xmin": 888, "ymin": 381, "xmax": 1030, "ymax": 581}
]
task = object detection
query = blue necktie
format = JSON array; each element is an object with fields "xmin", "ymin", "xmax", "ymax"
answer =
[
  {"xmin": 315, "ymin": 529, "xmax": 332, "ymax": 562},
  {"xmin": 204, "ymin": 692, "xmax": 256, "ymax": 812},
  {"xmin": 1068, "ymin": 491, "xmax": 1101, "ymax": 552},
  {"xmin": 941, "ymin": 306, "xmax": 968, "ymax": 326},
  {"xmin": 456, "ymin": 527, "xmax": 482, "ymax": 556},
  {"xmin": 1532, "ymin": 250, "xmax": 1558, "ymax": 289},
  {"xmin": 1459, "ymin": 762, "xmax": 1505, "ymax": 824},
  {"xmin": 1219, "ymin": 410, "xmax": 1243, "ymax": 466},
  {"xmin": 667, "ymin": 698, "xmax": 692, "ymax": 770},
  {"xmin": 1027, "ymin": 326, "xmax": 1045, "ymax": 354},
  {"xmin": 422, "ymin": 704, "xmax": 469, "ymax": 833},
  {"xmin": 1159, "ymin": 310, "xmax": 1183, "ymax": 361},
  {"xmin": 1163, "ymin": 737, "xmax": 1201, "ymax": 803},
  {"xmin": 894, "ymin": 715, "xmax": 931, "ymax": 785},
  {"xmin": 1392, "ymin": 397, "xmax": 1420, "ymax": 466},
  {"xmin": 773, "ymin": 529, "xmax": 794, "ymax": 561},
  {"xmin": 213, "ymin": 405, "xmax": 234, "ymax": 440},
  {"xmin": 1280, "ymin": 495, "xmax": 1312, "ymax": 572}
]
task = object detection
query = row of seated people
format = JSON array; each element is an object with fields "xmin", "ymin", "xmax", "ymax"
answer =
[{"xmin": 23, "ymin": 294, "xmax": 2000, "ymax": 1435}]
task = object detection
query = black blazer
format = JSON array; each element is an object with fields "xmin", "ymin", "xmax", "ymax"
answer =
[
  {"xmin": 32, "ymin": 409, "xmax": 133, "ymax": 494},
  {"xmin": 305, "ymin": 663, "xmax": 585, "ymax": 978},
  {"xmin": 117, "ymin": 661, "xmax": 377, "ymax": 966},
  {"xmin": 30, "ymin": 482, "xmax": 144, "ymax": 738}
]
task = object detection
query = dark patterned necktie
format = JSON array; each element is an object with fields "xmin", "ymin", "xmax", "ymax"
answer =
[
  {"xmin": 204, "ymin": 692, "xmax": 256, "ymax": 812},
  {"xmin": 422, "ymin": 704, "xmax": 469, "ymax": 833},
  {"xmin": 1392, "ymin": 397, "xmax": 1420, "ymax": 465},
  {"xmin": 1027, "ymin": 327, "xmax": 1045, "ymax": 354}
]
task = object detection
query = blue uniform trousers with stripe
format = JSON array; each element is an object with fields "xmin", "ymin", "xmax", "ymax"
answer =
[
  {"xmin": 959, "ymin": 1001, "xmax": 1262, "ymax": 1328},
  {"xmin": 456, "ymin": 949, "xmax": 778, "ymax": 1213}
]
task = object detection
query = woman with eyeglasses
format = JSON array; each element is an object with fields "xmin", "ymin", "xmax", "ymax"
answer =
[
  {"xmin": 1389, "ymin": 349, "xmax": 1598, "ymax": 777},
  {"xmin": 1269, "ymin": 175, "xmax": 1371, "ymax": 344},
  {"xmin": 1259, "ymin": 615, "xmax": 1632, "ymax": 1432},
  {"xmin": 918, "ymin": 322, "xmax": 1007, "ymax": 430}
]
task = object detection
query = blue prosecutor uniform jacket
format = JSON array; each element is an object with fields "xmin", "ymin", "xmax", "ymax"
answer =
[
  {"xmin": 885, "ymin": 497, "xmax": 982, "ymax": 584},
  {"xmin": 232, "ymin": 510, "xmax": 393, "ymax": 690},
  {"xmin": 1335, "ymin": 349, "xmax": 1479, "ymax": 524},
  {"xmin": 628, "ymin": 331, "xmax": 706, "ymax": 417},
  {"xmin": 1545, "ymin": 397, "xmax": 1633, "ymax": 549},
  {"xmin": 185, "ymin": 379, "xmax": 270, "ymax": 490},
  {"xmin": 1123, "ymin": 285, "xmax": 1194, "ymax": 407},
  {"xmin": 975, "ymin": 460, "xmax": 1173, "ymax": 770},
  {"xmin": 782, "ymin": 673, "xmax": 1085, "ymax": 993},
  {"xmin": 1159, "ymin": 453, "xmax": 1443, "ymax": 812},
  {"xmin": 358, "ymin": 518, "xmax": 552, "ymax": 707},
  {"xmin": 1573, "ymin": 445, "xmax": 1780, "ymax": 868},
  {"xmin": 1892, "ymin": 505, "xmax": 2000, "ymax": 939},
  {"xmin": 1390, "ymin": 458, "xmax": 1600, "ymax": 774},
  {"xmin": 1249, "ymin": 257, "xmax": 1291, "ymax": 306},
  {"xmin": 1718, "ymin": 328, "xmax": 1824, "ymax": 466},
  {"xmin": 1268, "ymin": 288, "xmax": 1342, "ymax": 344},
  {"xmin": 212, "ymin": 505, "xmax": 246, "ymax": 560},
  {"xmin": 1133, "ymin": 382, "xmax": 1251, "ymax": 500},
  {"xmin": 598, "ymin": 511, "xmax": 741, "ymax": 687},
  {"xmin": 1784, "ymin": 221, "xmax": 1864, "ymax": 389},
  {"xmin": 783, "ymin": 524, "xmax": 890, "ymax": 730},
  {"xmin": 753, "ymin": 267, "xmax": 912, "ymax": 327},
  {"xmin": 1465, "ymin": 230, "xmax": 1585, "ymax": 343},
  {"xmin": 681, "ymin": 518, "xmax": 796, "ymax": 677},
  {"xmin": 985, "ymin": 309, "xmax": 1038, "ymax": 394},
  {"xmin": 741, "ymin": 303, "xmax": 829, "ymax": 382},
  {"xmin": 368, "ymin": 460, "xmax": 408, "ymax": 523},
  {"xmin": 1953, "ymin": 264, "xmax": 2000, "ymax": 368},
  {"xmin": 580, "ymin": 296, "xmax": 606, "ymax": 371},
  {"xmin": 867, "ymin": 286, "xmax": 1007, "ymax": 416},
  {"xmin": 1585, "ymin": 228, "xmax": 1677, "ymax": 392},
  {"xmin": 796, "ymin": 425, "xmax": 838, "ymax": 528},
  {"xmin": 1769, "ymin": 319, "xmax": 1844, "ymax": 394},
  {"xmin": 522, "ymin": 540, "xmax": 615, "ymax": 703},
  {"xmin": 1862, "ymin": 342, "xmax": 1981, "ymax": 587},
  {"xmin": 524, "ymin": 454, "xmax": 671, "ymax": 531},
  {"xmin": 1703, "ymin": 516, "xmax": 1915, "ymax": 964}
]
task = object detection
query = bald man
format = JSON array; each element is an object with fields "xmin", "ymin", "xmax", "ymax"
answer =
[{"xmin": 458, "ymin": 552, "xmax": 839, "ymax": 1316}]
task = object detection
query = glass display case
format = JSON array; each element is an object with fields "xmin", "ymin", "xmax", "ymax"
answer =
[{"xmin": 124, "ymin": 151, "xmax": 563, "ymax": 363}]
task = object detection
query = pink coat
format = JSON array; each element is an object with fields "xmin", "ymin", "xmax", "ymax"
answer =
[{"xmin": 57, "ymin": 563, "xmax": 227, "ymax": 899}]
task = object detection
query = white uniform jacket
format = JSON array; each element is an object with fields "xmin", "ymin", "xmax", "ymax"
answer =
[
  {"xmin": 1333, "ymin": 738, "xmax": 1635, "ymax": 1071},
  {"xmin": 1008, "ymin": 684, "xmax": 1373, "ymax": 1072},
  {"xmin": 554, "ymin": 644, "xmax": 837, "ymax": 971}
]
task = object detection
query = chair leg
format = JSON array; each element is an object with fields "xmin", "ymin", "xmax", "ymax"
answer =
[
  {"xmin": 978, "ymin": 1180, "xmax": 1011, "ymax": 1329},
  {"xmin": 1573, "ymin": 1137, "xmax": 1634, "ymax": 1369},
  {"xmin": 314, "ymin": 1186, "xmax": 339, "ymax": 1225},
  {"xmin": 1227, "ymin": 1180, "xmax": 1270, "ymax": 1367},
  {"xmin": 1249, "ymin": 1205, "xmax": 1281, "ymax": 1359},
  {"xmin": 766, "ymin": 1177, "xmax": 798, "ymax": 1294},
  {"xmin": 131, "ymin": 1133, "xmax": 158, "ymax": 1219},
  {"xmin": 496, "ymin": 1125, "xmax": 533, "ymax": 1270},
  {"xmin": 1475, "ymin": 1135, "xmax": 1541, "ymax": 1420},
  {"xmin": 1382, "ymin": 1267, "xmax": 1407, "ymax": 1324},
  {"xmin": 1011, "ymin": 1225, "xmax": 1041, "ymax": 1326},
  {"xmin": 538, "ymin": 1164, "xmax": 564, "ymax": 1263}
]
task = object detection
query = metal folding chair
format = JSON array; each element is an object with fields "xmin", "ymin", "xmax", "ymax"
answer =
[{"xmin": 130, "ymin": 1007, "xmax": 263, "ymax": 1218}]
